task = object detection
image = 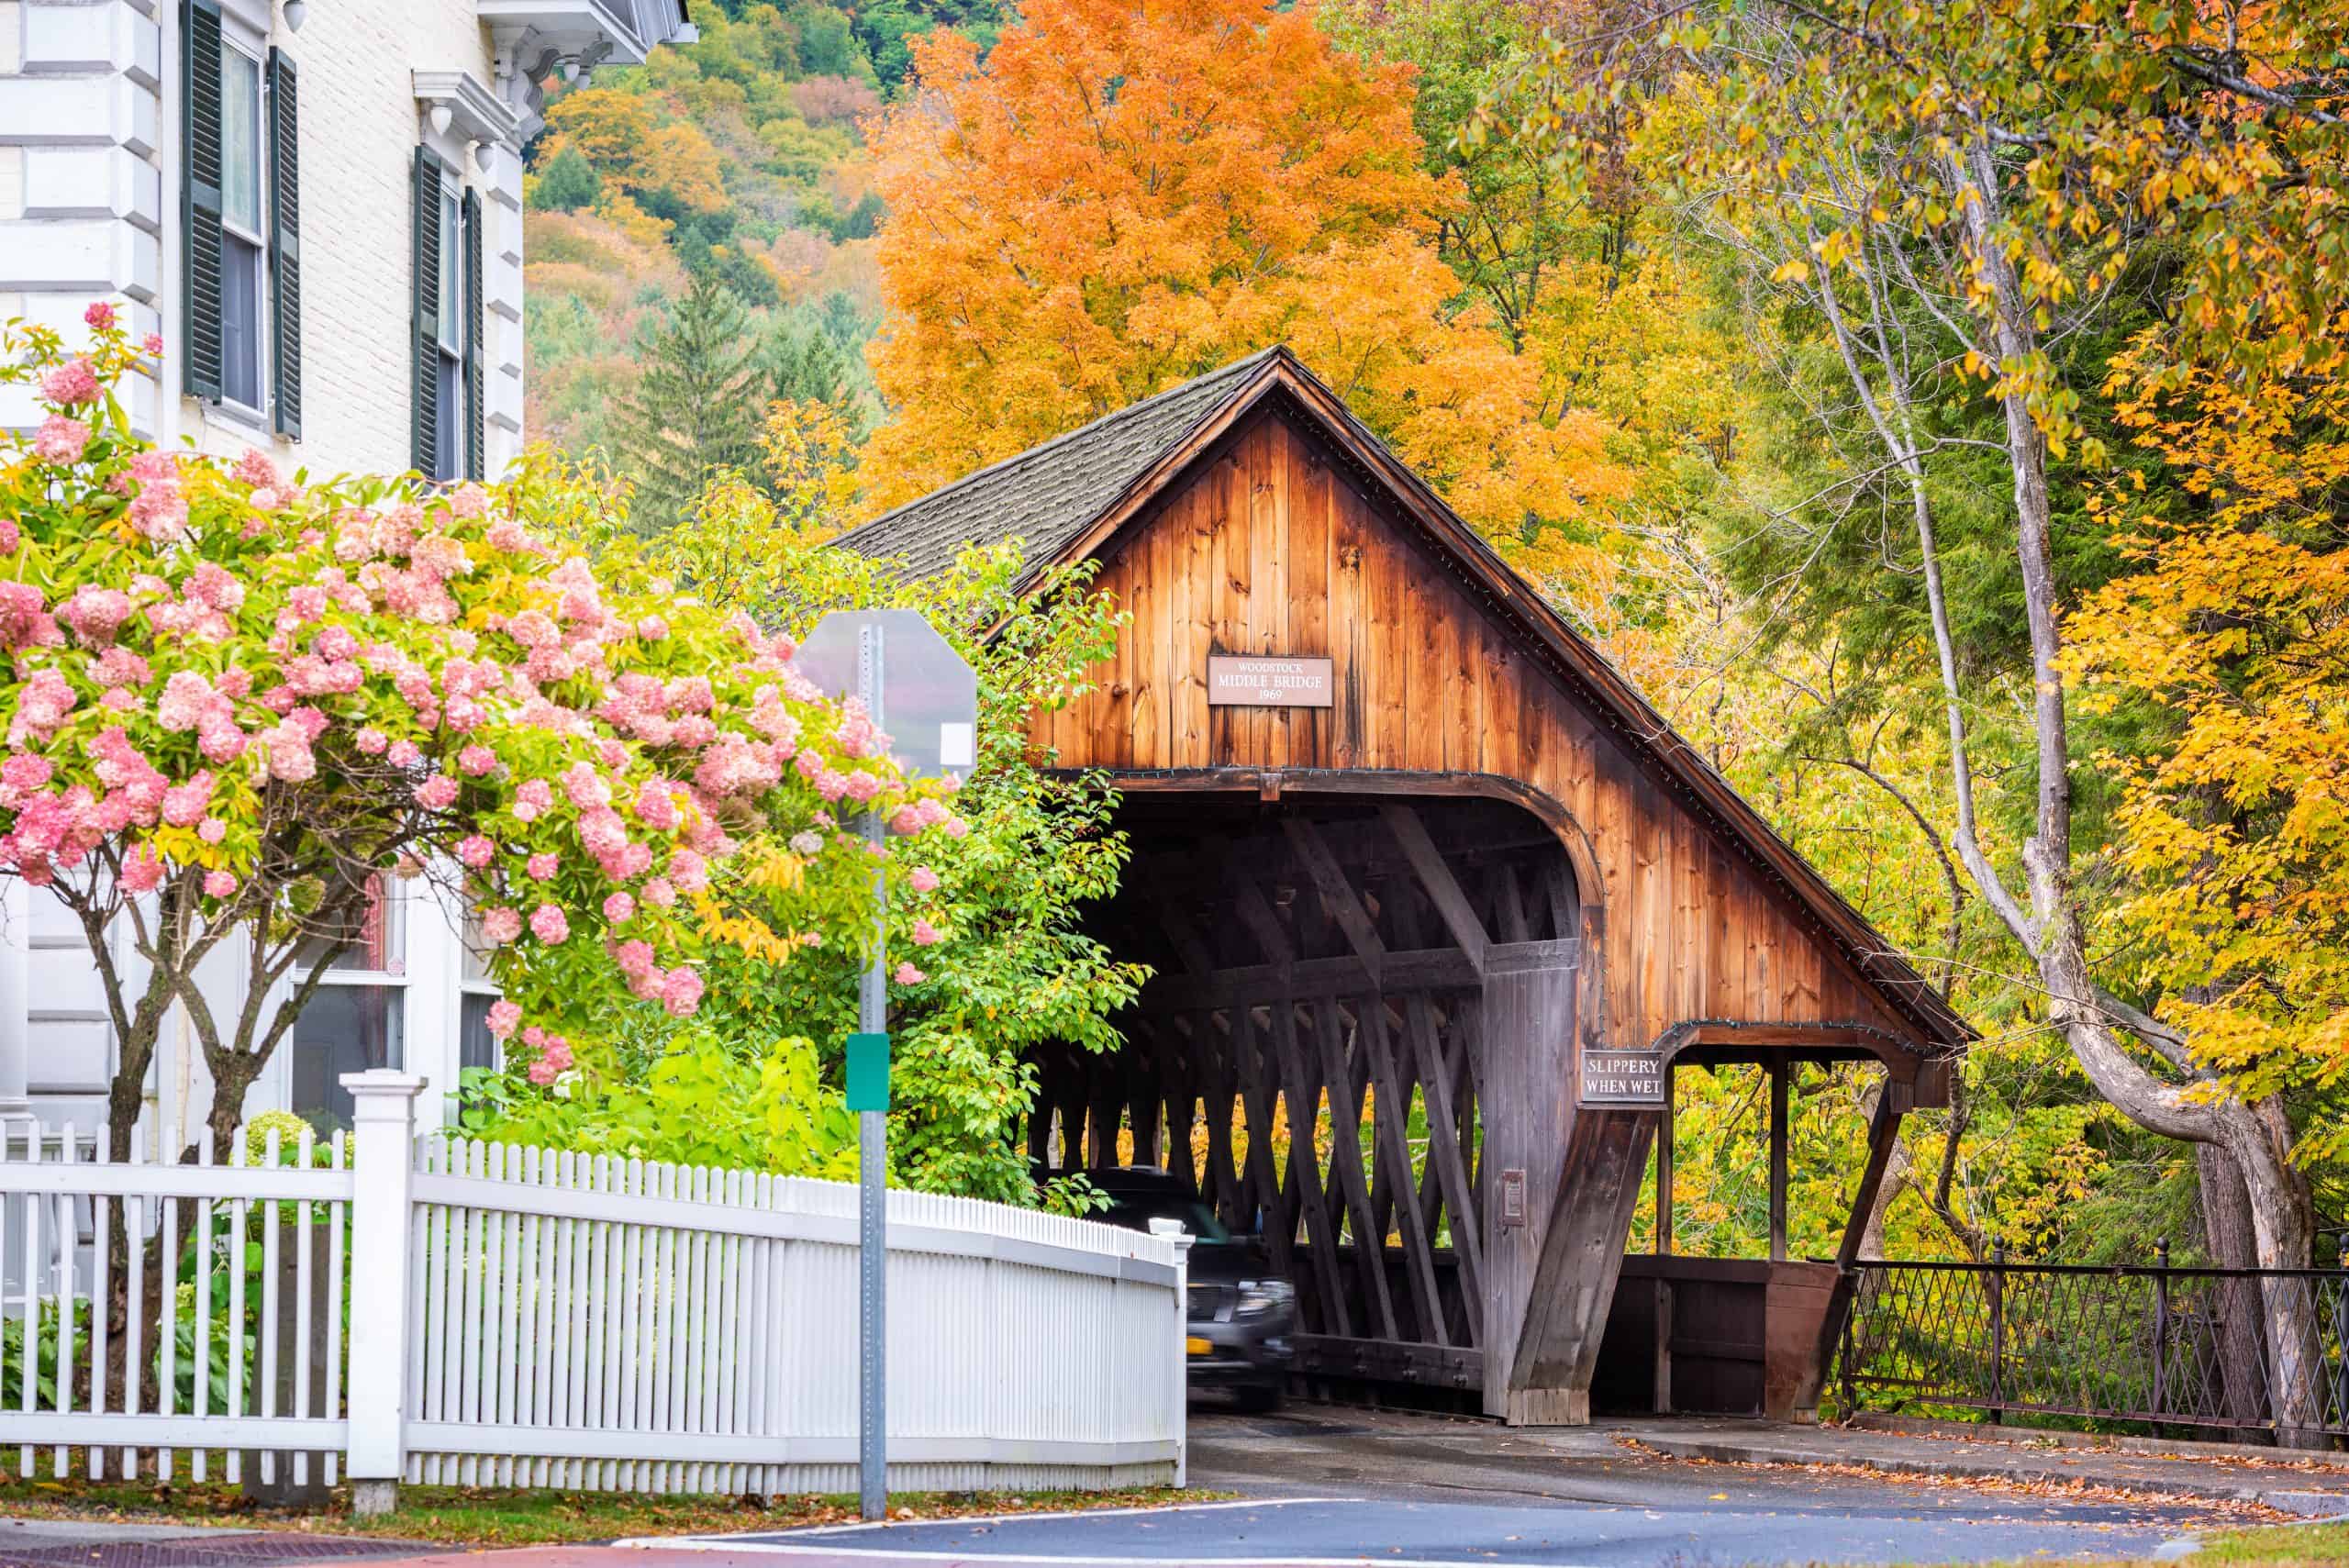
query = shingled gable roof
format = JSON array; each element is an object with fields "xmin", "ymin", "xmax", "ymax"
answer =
[
  {"xmin": 833, "ymin": 347, "xmax": 1286, "ymax": 581},
  {"xmin": 839, "ymin": 347, "xmax": 1971, "ymax": 1051}
]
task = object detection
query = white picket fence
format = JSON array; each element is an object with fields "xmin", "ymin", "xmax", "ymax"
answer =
[{"xmin": 0, "ymin": 1072, "xmax": 1190, "ymax": 1498}]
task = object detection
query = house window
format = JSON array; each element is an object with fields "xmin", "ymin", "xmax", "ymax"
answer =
[
  {"xmin": 458, "ymin": 909, "xmax": 502, "ymax": 1075},
  {"xmin": 412, "ymin": 141, "xmax": 481, "ymax": 482},
  {"xmin": 433, "ymin": 182, "xmax": 466, "ymax": 481},
  {"xmin": 288, "ymin": 877, "xmax": 407, "ymax": 1132},
  {"xmin": 218, "ymin": 41, "xmax": 265, "ymax": 412}
]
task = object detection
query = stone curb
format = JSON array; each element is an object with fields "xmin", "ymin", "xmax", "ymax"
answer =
[
  {"xmin": 1637, "ymin": 1435, "xmax": 2349, "ymax": 1517},
  {"xmin": 1845, "ymin": 1411, "xmax": 2349, "ymax": 1470}
]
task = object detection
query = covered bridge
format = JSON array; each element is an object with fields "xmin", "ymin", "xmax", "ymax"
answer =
[{"xmin": 841, "ymin": 347, "xmax": 1967, "ymax": 1424}]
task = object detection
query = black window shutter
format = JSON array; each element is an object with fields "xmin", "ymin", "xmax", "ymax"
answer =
[
  {"xmin": 411, "ymin": 147, "xmax": 442, "ymax": 477},
  {"xmin": 462, "ymin": 186, "xmax": 484, "ymax": 482},
  {"xmin": 266, "ymin": 48, "xmax": 301, "ymax": 440},
  {"xmin": 181, "ymin": 0, "xmax": 225, "ymax": 402}
]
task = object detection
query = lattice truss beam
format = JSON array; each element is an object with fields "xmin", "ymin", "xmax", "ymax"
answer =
[{"xmin": 1026, "ymin": 798, "xmax": 1578, "ymax": 1370}]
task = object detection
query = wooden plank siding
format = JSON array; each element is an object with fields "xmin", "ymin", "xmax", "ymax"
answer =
[{"xmin": 1031, "ymin": 407, "xmax": 1920, "ymax": 1061}]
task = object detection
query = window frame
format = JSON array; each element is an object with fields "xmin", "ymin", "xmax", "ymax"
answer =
[
  {"xmin": 429, "ymin": 167, "xmax": 469, "ymax": 483},
  {"xmin": 458, "ymin": 905, "xmax": 503, "ymax": 1075},
  {"xmin": 283, "ymin": 876, "xmax": 411, "ymax": 1129},
  {"xmin": 215, "ymin": 32, "xmax": 269, "ymax": 420}
]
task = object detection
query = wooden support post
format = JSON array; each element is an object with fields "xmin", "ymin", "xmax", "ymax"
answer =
[
  {"xmin": 1653, "ymin": 1274, "xmax": 1673, "ymax": 1416},
  {"xmin": 1768, "ymin": 1056, "xmax": 1788, "ymax": 1263},
  {"xmin": 1655, "ymin": 1063, "xmax": 1675, "ymax": 1257}
]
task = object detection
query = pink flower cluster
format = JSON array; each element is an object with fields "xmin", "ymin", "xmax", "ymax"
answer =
[
  {"xmin": 33, "ymin": 416, "xmax": 90, "ymax": 466},
  {"xmin": 9, "ymin": 668, "xmax": 75, "ymax": 745},
  {"xmin": 0, "ymin": 711, "xmax": 238, "ymax": 884},
  {"xmin": 525, "ymin": 1035, "xmax": 574, "ymax": 1085},
  {"xmin": 39, "ymin": 357, "xmax": 99, "ymax": 406},
  {"xmin": 608, "ymin": 937, "xmax": 706, "ymax": 1018},
  {"xmin": 4, "ymin": 326, "xmax": 983, "ymax": 1090},
  {"xmin": 127, "ymin": 451, "xmax": 187, "ymax": 540},
  {"xmin": 0, "ymin": 584, "xmax": 63, "ymax": 654},
  {"xmin": 61, "ymin": 585, "xmax": 134, "ymax": 646}
]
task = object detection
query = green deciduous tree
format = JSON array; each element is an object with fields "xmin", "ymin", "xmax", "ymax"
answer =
[{"xmin": 529, "ymin": 145, "xmax": 603, "ymax": 212}]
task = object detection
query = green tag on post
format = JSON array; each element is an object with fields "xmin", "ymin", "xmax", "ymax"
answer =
[{"xmin": 846, "ymin": 1031, "xmax": 890, "ymax": 1112}]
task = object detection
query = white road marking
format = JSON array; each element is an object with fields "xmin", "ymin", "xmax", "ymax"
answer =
[
  {"xmin": 613, "ymin": 1496, "xmax": 1607, "ymax": 1567},
  {"xmin": 619, "ymin": 1546, "xmax": 1601, "ymax": 1568},
  {"xmin": 737, "ymin": 1496, "xmax": 1362, "ymax": 1537}
]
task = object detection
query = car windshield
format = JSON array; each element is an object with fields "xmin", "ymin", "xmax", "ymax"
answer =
[{"xmin": 1100, "ymin": 1191, "xmax": 1233, "ymax": 1244}]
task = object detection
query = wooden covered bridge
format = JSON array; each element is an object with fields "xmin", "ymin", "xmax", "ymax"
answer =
[{"xmin": 841, "ymin": 348, "xmax": 1967, "ymax": 1425}]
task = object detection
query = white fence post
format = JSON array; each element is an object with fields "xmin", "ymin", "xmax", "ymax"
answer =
[
  {"xmin": 1148, "ymin": 1218, "xmax": 1193, "ymax": 1488},
  {"xmin": 342, "ymin": 1070, "xmax": 425, "ymax": 1516}
]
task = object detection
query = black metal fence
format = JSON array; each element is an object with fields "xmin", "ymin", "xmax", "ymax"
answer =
[{"xmin": 1837, "ymin": 1248, "xmax": 2349, "ymax": 1439}]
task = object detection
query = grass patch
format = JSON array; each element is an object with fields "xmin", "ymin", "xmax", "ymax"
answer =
[
  {"xmin": 0, "ymin": 1478, "xmax": 1219, "ymax": 1545},
  {"xmin": 2183, "ymin": 1521, "xmax": 2349, "ymax": 1564}
]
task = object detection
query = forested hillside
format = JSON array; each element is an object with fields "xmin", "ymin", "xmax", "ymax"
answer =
[
  {"xmin": 512, "ymin": 0, "xmax": 2349, "ymax": 1294},
  {"xmin": 519, "ymin": 0, "xmax": 986, "ymax": 462}
]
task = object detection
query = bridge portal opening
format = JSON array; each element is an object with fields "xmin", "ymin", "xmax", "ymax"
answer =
[{"xmin": 1024, "ymin": 786, "xmax": 1580, "ymax": 1408}]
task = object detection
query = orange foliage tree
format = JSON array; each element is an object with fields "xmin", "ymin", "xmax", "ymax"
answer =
[{"xmin": 863, "ymin": 0, "xmax": 1631, "ymax": 557}]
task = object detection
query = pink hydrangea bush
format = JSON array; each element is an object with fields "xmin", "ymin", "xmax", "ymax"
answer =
[{"xmin": 0, "ymin": 308, "xmax": 961, "ymax": 1148}]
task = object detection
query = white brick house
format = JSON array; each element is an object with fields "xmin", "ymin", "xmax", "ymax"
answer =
[{"xmin": 0, "ymin": 0, "xmax": 695, "ymax": 1149}]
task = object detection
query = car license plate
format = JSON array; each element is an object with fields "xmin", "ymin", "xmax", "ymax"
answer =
[{"xmin": 1186, "ymin": 1336, "xmax": 1211, "ymax": 1355}]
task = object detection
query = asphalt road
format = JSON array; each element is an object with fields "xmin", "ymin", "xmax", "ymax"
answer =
[
  {"xmin": 0, "ymin": 1407, "xmax": 2274, "ymax": 1568},
  {"xmin": 648, "ymin": 1492, "xmax": 2197, "ymax": 1566},
  {"xmin": 612, "ymin": 1406, "xmax": 2236, "ymax": 1567}
]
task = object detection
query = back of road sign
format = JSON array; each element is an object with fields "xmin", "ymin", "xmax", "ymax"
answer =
[{"xmin": 792, "ymin": 608, "xmax": 979, "ymax": 783}]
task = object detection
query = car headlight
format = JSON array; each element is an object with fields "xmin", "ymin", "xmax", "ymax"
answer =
[{"xmin": 1235, "ymin": 1280, "xmax": 1294, "ymax": 1317}]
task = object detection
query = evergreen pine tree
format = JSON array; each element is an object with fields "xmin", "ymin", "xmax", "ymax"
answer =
[
  {"xmin": 613, "ymin": 272, "xmax": 764, "ymax": 531},
  {"xmin": 769, "ymin": 319, "xmax": 850, "ymax": 408}
]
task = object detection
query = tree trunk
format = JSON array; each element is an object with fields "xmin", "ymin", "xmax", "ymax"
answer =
[
  {"xmin": 2198, "ymin": 1142, "xmax": 2274, "ymax": 1435},
  {"xmin": 1860, "ymin": 1132, "xmax": 1909, "ymax": 1262},
  {"xmin": 205, "ymin": 1054, "xmax": 263, "ymax": 1164},
  {"xmin": 2224, "ymin": 1106, "xmax": 2325, "ymax": 1442},
  {"xmin": 1943, "ymin": 139, "xmax": 2326, "ymax": 1445}
]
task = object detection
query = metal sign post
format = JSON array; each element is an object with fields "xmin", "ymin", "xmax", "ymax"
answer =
[
  {"xmin": 855, "ymin": 621, "xmax": 888, "ymax": 1522},
  {"xmin": 792, "ymin": 609, "xmax": 979, "ymax": 1524}
]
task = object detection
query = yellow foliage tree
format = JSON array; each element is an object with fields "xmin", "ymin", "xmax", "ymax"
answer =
[
  {"xmin": 862, "ymin": 0, "xmax": 1631, "ymax": 548},
  {"xmin": 2065, "ymin": 344, "xmax": 2349, "ymax": 1157},
  {"xmin": 544, "ymin": 85, "xmax": 729, "ymax": 216},
  {"xmin": 647, "ymin": 121, "xmax": 730, "ymax": 214},
  {"xmin": 762, "ymin": 398, "xmax": 860, "ymax": 537},
  {"xmin": 544, "ymin": 87, "xmax": 655, "ymax": 173}
]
